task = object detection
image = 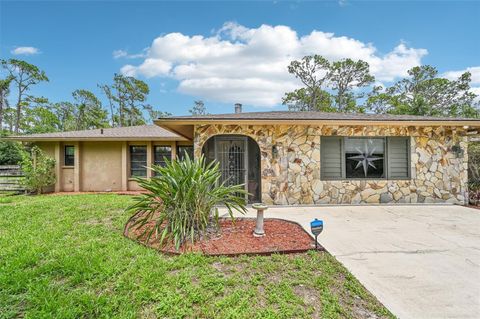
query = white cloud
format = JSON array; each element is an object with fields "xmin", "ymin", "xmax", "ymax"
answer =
[
  {"xmin": 121, "ymin": 22, "xmax": 428, "ymax": 107},
  {"xmin": 443, "ymin": 66, "xmax": 480, "ymax": 85},
  {"xmin": 113, "ymin": 49, "xmax": 128, "ymax": 59},
  {"xmin": 113, "ymin": 49, "xmax": 147, "ymax": 59},
  {"xmin": 471, "ymin": 87, "xmax": 480, "ymax": 96},
  {"xmin": 11, "ymin": 46, "xmax": 40, "ymax": 55},
  {"xmin": 122, "ymin": 58, "xmax": 171, "ymax": 78},
  {"xmin": 443, "ymin": 66, "xmax": 480, "ymax": 100}
]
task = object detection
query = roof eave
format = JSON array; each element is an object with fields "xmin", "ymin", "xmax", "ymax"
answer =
[
  {"xmin": 3, "ymin": 136, "xmax": 188, "ymax": 142},
  {"xmin": 155, "ymin": 118, "xmax": 480, "ymax": 127}
]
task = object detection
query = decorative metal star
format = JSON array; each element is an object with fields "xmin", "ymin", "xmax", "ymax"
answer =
[{"xmin": 347, "ymin": 141, "xmax": 383, "ymax": 177}]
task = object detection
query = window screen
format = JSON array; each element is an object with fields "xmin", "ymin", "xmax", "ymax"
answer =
[
  {"xmin": 387, "ymin": 137, "xmax": 410, "ymax": 179},
  {"xmin": 177, "ymin": 145, "xmax": 194, "ymax": 161},
  {"xmin": 154, "ymin": 145, "xmax": 171, "ymax": 167},
  {"xmin": 320, "ymin": 137, "xmax": 343, "ymax": 179},
  {"xmin": 64, "ymin": 145, "xmax": 75, "ymax": 166},
  {"xmin": 130, "ymin": 145, "xmax": 147, "ymax": 177}
]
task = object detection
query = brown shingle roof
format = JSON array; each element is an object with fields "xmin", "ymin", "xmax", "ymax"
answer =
[
  {"xmin": 161, "ymin": 111, "xmax": 480, "ymax": 122},
  {"xmin": 5, "ymin": 125, "xmax": 185, "ymax": 141}
]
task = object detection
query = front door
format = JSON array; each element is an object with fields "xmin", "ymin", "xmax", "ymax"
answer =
[{"xmin": 215, "ymin": 136, "xmax": 248, "ymax": 200}]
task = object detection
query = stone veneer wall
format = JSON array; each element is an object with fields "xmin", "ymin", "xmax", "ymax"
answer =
[{"xmin": 194, "ymin": 124, "xmax": 468, "ymax": 205}]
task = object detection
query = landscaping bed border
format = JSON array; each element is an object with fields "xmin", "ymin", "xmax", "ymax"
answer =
[{"xmin": 123, "ymin": 212, "xmax": 323, "ymax": 257}]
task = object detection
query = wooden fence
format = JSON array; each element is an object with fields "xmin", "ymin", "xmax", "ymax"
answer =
[{"xmin": 0, "ymin": 165, "xmax": 24, "ymax": 192}]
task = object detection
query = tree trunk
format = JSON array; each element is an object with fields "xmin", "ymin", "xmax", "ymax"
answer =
[
  {"xmin": 0, "ymin": 91, "xmax": 4, "ymax": 130},
  {"xmin": 8, "ymin": 113, "xmax": 13, "ymax": 133},
  {"xmin": 78, "ymin": 105, "xmax": 84, "ymax": 130},
  {"xmin": 109, "ymin": 101, "xmax": 115, "ymax": 127},
  {"xmin": 118, "ymin": 94, "xmax": 123, "ymax": 127},
  {"xmin": 310, "ymin": 86, "xmax": 317, "ymax": 111},
  {"xmin": 15, "ymin": 91, "xmax": 21, "ymax": 134}
]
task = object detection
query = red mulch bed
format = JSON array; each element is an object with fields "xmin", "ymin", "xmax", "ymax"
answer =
[{"xmin": 124, "ymin": 216, "xmax": 318, "ymax": 256}]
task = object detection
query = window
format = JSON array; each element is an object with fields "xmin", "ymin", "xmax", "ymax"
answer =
[
  {"xmin": 154, "ymin": 145, "xmax": 171, "ymax": 167},
  {"xmin": 345, "ymin": 138, "xmax": 385, "ymax": 178},
  {"xmin": 130, "ymin": 145, "xmax": 147, "ymax": 177},
  {"xmin": 64, "ymin": 145, "xmax": 75, "ymax": 166},
  {"xmin": 177, "ymin": 145, "xmax": 194, "ymax": 161},
  {"xmin": 321, "ymin": 137, "xmax": 410, "ymax": 180}
]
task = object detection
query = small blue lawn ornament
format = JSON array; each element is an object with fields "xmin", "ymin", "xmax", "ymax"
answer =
[{"xmin": 310, "ymin": 219, "xmax": 324, "ymax": 250}]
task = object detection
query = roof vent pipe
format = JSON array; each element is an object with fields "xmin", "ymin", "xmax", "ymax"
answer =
[
  {"xmin": 234, "ymin": 103, "xmax": 242, "ymax": 113},
  {"xmin": 100, "ymin": 128, "xmax": 104, "ymax": 134}
]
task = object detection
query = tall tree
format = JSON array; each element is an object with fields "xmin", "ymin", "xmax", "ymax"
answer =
[
  {"xmin": 327, "ymin": 59, "xmax": 374, "ymax": 112},
  {"xmin": 22, "ymin": 96, "xmax": 60, "ymax": 134},
  {"xmin": 2, "ymin": 106, "xmax": 16, "ymax": 133},
  {"xmin": 189, "ymin": 100, "xmax": 208, "ymax": 115},
  {"xmin": 98, "ymin": 84, "xmax": 116, "ymax": 127},
  {"xmin": 285, "ymin": 55, "xmax": 330, "ymax": 111},
  {"xmin": 367, "ymin": 65, "xmax": 479, "ymax": 118},
  {"xmin": 72, "ymin": 89, "xmax": 109, "ymax": 130},
  {"xmin": 283, "ymin": 87, "xmax": 334, "ymax": 112},
  {"xmin": 0, "ymin": 59, "xmax": 49, "ymax": 133},
  {"xmin": 99, "ymin": 74, "xmax": 150, "ymax": 127},
  {"xmin": 144, "ymin": 104, "xmax": 171, "ymax": 122},
  {"xmin": 284, "ymin": 55, "xmax": 374, "ymax": 113},
  {"xmin": 52, "ymin": 101, "xmax": 77, "ymax": 132},
  {"xmin": 0, "ymin": 75, "xmax": 13, "ymax": 130}
]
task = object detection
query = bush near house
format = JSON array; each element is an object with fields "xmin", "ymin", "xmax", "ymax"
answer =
[
  {"xmin": 127, "ymin": 155, "xmax": 247, "ymax": 249},
  {"xmin": 0, "ymin": 139, "xmax": 24, "ymax": 165},
  {"xmin": 20, "ymin": 145, "xmax": 56, "ymax": 194},
  {"xmin": 468, "ymin": 142, "xmax": 480, "ymax": 205}
]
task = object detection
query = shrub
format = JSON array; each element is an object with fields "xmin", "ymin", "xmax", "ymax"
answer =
[
  {"xmin": 126, "ymin": 154, "xmax": 247, "ymax": 249},
  {"xmin": 21, "ymin": 146, "xmax": 56, "ymax": 194},
  {"xmin": 468, "ymin": 142, "xmax": 480, "ymax": 205},
  {"xmin": 468, "ymin": 142, "xmax": 480, "ymax": 182},
  {"xmin": 0, "ymin": 140, "xmax": 24, "ymax": 165}
]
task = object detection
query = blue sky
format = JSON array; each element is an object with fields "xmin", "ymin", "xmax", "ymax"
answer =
[{"xmin": 1, "ymin": 1, "xmax": 479, "ymax": 116}]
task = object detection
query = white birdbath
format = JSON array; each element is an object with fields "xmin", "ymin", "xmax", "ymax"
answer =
[{"xmin": 252, "ymin": 203, "xmax": 268, "ymax": 237}]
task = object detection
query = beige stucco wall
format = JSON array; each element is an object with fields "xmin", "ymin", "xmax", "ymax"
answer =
[
  {"xmin": 194, "ymin": 124, "xmax": 468, "ymax": 205},
  {"xmin": 62, "ymin": 167, "xmax": 74, "ymax": 191},
  {"xmin": 37, "ymin": 141, "xmax": 127, "ymax": 192},
  {"xmin": 37, "ymin": 142, "xmax": 55, "ymax": 158},
  {"xmin": 81, "ymin": 142, "xmax": 123, "ymax": 191},
  {"xmin": 37, "ymin": 142, "xmax": 77, "ymax": 192},
  {"xmin": 36, "ymin": 140, "xmax": 190, "ymax": 192},
  {"xmin": 127, "ymin": 180, "xmax": 142, "ymax": 191}
]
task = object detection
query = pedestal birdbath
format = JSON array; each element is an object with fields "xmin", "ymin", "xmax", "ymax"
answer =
[{"xmin": 252, "ymin": 203, "xmax": 268, "ymax": 237}]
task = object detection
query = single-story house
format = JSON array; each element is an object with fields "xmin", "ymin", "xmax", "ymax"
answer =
[
  {"xmin": 7, "ymin": 125, "xmax": 193, "ymax": 193},
  {"xmin": 8, "ymin": 105, "xmax": 480, "ymax": 205}
]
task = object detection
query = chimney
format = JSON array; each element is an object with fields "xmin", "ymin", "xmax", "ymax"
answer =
[{"xmin": 234, "ymin": 103, "xmax": 242, "ymax": 113}]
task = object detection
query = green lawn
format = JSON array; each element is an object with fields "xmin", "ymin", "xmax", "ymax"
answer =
[{"xmin": 0, "ymin": 194, "xmax": 394, "ymax": 319}]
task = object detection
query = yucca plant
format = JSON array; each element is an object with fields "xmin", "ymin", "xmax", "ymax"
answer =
[{"xmin": 126, "ymin": 154, "xmax": 248, "ymax": 250}]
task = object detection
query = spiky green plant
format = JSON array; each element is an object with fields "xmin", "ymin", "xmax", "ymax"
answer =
[{"xmin": 126, "ymin": 154, "xmax": 248, "ymax": 249}]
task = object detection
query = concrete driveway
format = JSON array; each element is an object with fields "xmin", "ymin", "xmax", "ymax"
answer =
[{"xmin": 222, "ymin": 205, "xmax": 480, "ymax": 319}]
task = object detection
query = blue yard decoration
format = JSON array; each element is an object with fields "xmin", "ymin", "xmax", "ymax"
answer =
[{"xmin": 310, "ymin": 219, "xmax": 324, "ymax": 249}]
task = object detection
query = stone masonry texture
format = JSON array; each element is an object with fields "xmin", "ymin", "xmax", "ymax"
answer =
[{"xmin": 194, "ymin": 124, "xmax": 468, "ymax": 205}]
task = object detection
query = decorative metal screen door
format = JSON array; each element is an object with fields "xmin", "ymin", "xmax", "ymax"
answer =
[{"xmin": 214, "ymin": 136, "xmax": 248, "ymax": 200}]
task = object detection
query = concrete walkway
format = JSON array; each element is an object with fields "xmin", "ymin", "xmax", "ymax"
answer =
[{"xmin": 221, "ymin": 205, "xmax": 480, "ymax": 319}]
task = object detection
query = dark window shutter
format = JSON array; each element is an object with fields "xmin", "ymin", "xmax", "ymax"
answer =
[
  {"xmin": 387, "ymin": 137, "xmax": 410, "ymax": 179},
  {"xmin": 321, "ymin": 137, "xmax": 344, "ymax": 179}
]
